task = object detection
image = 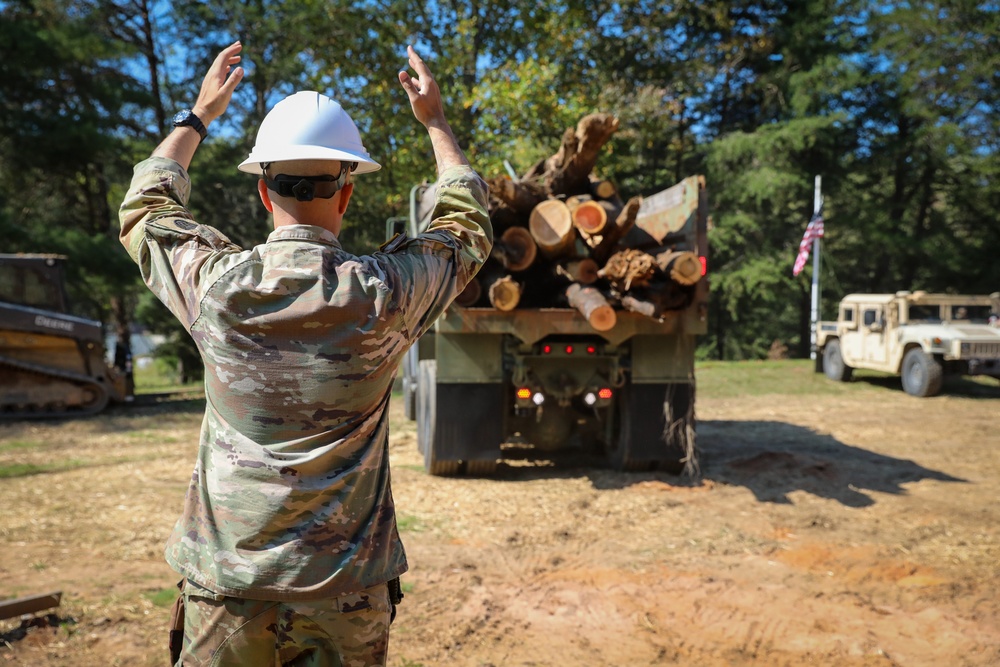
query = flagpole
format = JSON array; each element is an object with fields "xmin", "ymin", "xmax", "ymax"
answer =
[{"xmin": 810, "ymin": 176, "xmax": 822, "ymax": 361}]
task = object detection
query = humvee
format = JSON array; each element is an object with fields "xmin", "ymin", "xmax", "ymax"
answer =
[{"xmin": 816, "ymin": 291, "xmax": 1000, "ymax": 397}]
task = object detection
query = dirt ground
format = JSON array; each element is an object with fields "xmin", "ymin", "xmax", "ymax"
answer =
[{"xmin": 1, "ymin": 371, "xmax": 999, "ymax": 666}]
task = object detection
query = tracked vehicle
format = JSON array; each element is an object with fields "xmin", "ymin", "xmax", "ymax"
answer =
[{"xmin": 0, "ymin": 254, "xmax": 130, "ymax": 417}]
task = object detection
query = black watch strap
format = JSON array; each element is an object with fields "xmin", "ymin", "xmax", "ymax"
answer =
[{"xmin": 173, "ymin": 109, "xmax": 207, "ymax": 142}]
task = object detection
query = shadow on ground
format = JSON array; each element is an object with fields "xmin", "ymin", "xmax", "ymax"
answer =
[{"xmin": 487, "ymin": 420, "xmax": 966, "ymax": 508}]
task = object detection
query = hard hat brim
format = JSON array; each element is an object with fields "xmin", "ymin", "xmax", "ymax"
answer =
[{"xmin": 237, "ymin": 146, "xmax": 381, "ymax": 175}]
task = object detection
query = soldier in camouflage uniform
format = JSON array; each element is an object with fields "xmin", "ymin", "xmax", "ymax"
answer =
[{"xmin": 119, "ymin": 42, "xmax": 492, "ymax": 666}]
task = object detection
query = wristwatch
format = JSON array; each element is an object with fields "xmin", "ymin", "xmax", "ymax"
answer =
[{"xmin": 172, "ymin": 109, "xmax": 207, "ymax": 142}]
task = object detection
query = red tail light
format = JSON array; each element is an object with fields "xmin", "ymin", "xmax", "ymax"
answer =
[
  {"xmin": 586, "ymin": 346, "xmax": 596, "ymax": 354},
  {"xmin": 516, "ymin": 388, "xmax": 532, "ymax": 400},
  {"xmin": 598, "ymin": 388, "xmax": 613, "ymax": 400},
  {"xmin": 542, "ymin": 344, "xmax": 551, "ymax": 354},
  {"xmin": 699, "ymin": 256, "xmax": 707, "ymax": 276},
  {"xmin": 565, "ymin": 345, "xmax": 574, "ymax": 354}
]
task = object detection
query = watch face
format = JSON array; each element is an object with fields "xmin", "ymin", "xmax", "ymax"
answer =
[{"xmin": 173, "ymin": 110, "xmax": 191, "ymax": 125}]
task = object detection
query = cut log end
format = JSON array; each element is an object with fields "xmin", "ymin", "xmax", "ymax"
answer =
[
  {"xmin": 566, "ymin": 283, "xmax": 617, "ymax": 331},
  {"xmin": 656, "ymin": 250, "xmax": 702, "ymax": 286},
  {"xmin": 588, "ymin": 305, "xmax": 617, "ymax": 331},
  {"xmin": 454, "ymin": 278, "xmax": 482, "ymax": 307},
  {"xmin": 489, "ymin": 276, "xmax": 521, "ymax": 311},
  {"xmin": 572, "ymin": 201, "xmax": 608, "ymax": 234},
  {"xmin": 529, "ymin": 199, "xmax": 576, "ymax": 258},
  {"xmin": 497, "ymin": 226, "xmax": 538, "ymax": 272}
]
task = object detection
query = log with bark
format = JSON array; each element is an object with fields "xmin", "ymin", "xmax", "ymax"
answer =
[
  {"xmin": 469, "ymin": 112, "xmax": 701, "ymax": 323},
  {"xmin": 529, "ymin": 199, "xmax": 576, "ymax": 258},
  {"xmin": 566, "ymin": 283, "xmax": 617, "ymax": 331}
]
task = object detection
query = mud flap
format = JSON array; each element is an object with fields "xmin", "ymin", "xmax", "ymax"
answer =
[{"xmin": 432, "ymin": 382, "xmax": 505, "ymax": 462}]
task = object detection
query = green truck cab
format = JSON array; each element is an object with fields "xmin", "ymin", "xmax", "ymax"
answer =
[{"xmin": 389, "ymin": 176, "xmax": 709, "ymax": 475}]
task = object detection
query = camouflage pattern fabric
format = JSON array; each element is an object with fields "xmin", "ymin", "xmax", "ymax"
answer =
[
  {"xmin": 119, "ymin": 156, "xmax": 492, "ymax": 600},
  {"xmin": 176, "ymin": 579, "xmax": 391, "ymax": 666}
]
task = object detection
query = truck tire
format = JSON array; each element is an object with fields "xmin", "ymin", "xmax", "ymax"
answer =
[
  {"xmin": 417, "ymin": 360, "xmax": 460, "ymax": 476},
  {"xmin": 417, "ymin": 360, "xmax": 502, "ymax": 476},
  {"xmin": 607, "ymin": 383, "xmax": 689, "ymax": 473},
  {"xmin": 901, "ymin": 348, "xmax": 943, "ymax": 397},
  {"xmin": 823, "ymin": 340, "xmax": 853, "ymax": 382}
]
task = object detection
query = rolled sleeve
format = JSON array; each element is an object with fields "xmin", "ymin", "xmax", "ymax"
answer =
[
  {"xmin": 376, "ymin": 165, "xmax": 493, "ymax": 339},
  {"xmin": 119, "ymin": 157, "xmax": 240, "ymax": 329}
]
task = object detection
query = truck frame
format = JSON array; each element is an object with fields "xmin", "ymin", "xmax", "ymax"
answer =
[{"xmin": 391, "ymin": 177, "xmax": 709, "ymax": 475}]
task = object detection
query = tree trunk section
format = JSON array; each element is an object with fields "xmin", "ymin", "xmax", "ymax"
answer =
[
  {"xmin": 523, "ymin": 114, "xmax": 620, "ymax": 196},
  {"xmin": 591, "ymin": 196, "xmax": 642, "ymax": 265},
  {"xmin": 557, "ymin": 258, "xmax": 599, "ymax": 285},
  {"xmin": 566, "ymin": 283, "xmax": 617, "ymax": 331},
  {"xmin": 529, "ymin": 199, "xmax": 576, "ymax": 258},
  {"xmin": 493, "ymin": 226, "xmax": 537, "ymax": 272},
  {"xmin": 655, "ymin": 250, "xmax": 702, "ymax": 286},
  {"xmin": 488, "ymin": 275, "xmax": 521, "ymax": 311}
]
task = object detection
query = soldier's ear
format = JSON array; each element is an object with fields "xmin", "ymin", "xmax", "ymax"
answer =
[
  {"xmin": 337, "ymin": 182, "xmax": 353, "ymax": 216},
  {"xmin": 257, "ymin": 179, "xmax": 274, "ymax": 213}
]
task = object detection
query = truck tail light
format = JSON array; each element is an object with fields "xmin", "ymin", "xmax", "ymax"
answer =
[
  {"xmin": 516, "ymin": 388, "xmax": 532, "ymax": 400},
  {"xmin": 699, "ymin": 256, "xmax": 707, "ymax": 276},
  {"xmin": 565, "ymin": 345, "xmax": 574, "ymax": 354},
  {"xmin": 586, "ymin": 345, "xmax": 596, "ymax": 354},
  {"xmin": 542, "ymin": 344, "xmax": 552, "ymax": 354},
  {"xmin": 585, "ymin": 387, "xmax": 614, "ymax": 407}
]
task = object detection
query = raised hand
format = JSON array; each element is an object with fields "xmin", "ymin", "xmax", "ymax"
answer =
[
  {"xmin": 194, "ymin": 41, "xmax": 245, "ymax": 123},
  {"xmin": 398, "ymin": 45, "xmax": 446, "ymax": 128}
]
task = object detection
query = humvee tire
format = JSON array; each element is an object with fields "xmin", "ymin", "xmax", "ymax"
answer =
[
  {"xmin": 823, "ymin": 340, "xmax": 853, "ymax": 382},
  {"xmin": 901, "ymin": 348, "xmax": 943, "ymax": 397}
]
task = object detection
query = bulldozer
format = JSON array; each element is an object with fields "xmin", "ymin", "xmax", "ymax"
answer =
[{"xmin": 0, "ymin": 253, "xmax": 131, "ymax": 418}]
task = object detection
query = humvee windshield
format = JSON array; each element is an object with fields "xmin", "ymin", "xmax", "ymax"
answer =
[
  {"xmin": 908, "ymin": 305, "xmax": 941, "ymax": 322},
  {"xmin": 951, "ymin": 305, "xmax": 993, "ymax": 323}
]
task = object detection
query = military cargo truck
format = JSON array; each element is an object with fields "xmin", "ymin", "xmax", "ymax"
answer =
[
  {"xmin": 816, "ymin": 291, "xmax": 1000, "ymax": 397},
  {"xmin": 389, "ymin": 176, "xmax": 709, "ymax": 475}
]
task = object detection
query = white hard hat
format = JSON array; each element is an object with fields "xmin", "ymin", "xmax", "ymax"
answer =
[{"xmin": 238, "ymin": 91, "xmax": 381, "ymax": 175}]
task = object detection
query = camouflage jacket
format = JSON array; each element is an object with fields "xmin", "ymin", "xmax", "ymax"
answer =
[{"xmin": 119, "ymin": 156, "xmax": 492, "ymax": 600}]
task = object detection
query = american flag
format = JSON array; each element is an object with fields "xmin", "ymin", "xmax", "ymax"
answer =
[{"xmin": 792, "ymin": 215, "xmax": 824, "ymax": 276}]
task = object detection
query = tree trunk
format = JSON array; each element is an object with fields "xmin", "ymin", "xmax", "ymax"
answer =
[
  {"xmin": 523, "ymin": 114, "xmax": 620, "ymax": 196},
  {"xmin": 493, "ymin": 226, "xmax": 537, "ymax": 272},
  {"xmin": 556, "ymin": 258, "xmax": 599, "ymax": 285},
  {"xmin": 454, "ymin": 277, "xmax": 482, "ymax": 307},
  {"xmin": 566, "ymin": 283, "xmax": 617, "ymax": 331},
  {"xmin": 488, "ymin": 275, "xmax": 521, "ymax": 311},
  {"xmin": 529, "ymin": 199, "xmax": 576, "ymax": 258},
  {"xmin": 591, "ymin": 196, "xmax": 641, "ymax": 265},
  {"xmin": 655, "ymin": 250, "xmax": 702, "ymax": 285}
]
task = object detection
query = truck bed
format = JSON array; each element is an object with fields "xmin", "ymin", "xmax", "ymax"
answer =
[{"xmin": 436, "ymin": 307, "xmax": 684, "ymax": 346}]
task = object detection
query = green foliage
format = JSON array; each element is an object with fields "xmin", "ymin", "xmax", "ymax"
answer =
[{"xmin": 2, "ymin": 0, "xmax": 997, "ymax": 362}]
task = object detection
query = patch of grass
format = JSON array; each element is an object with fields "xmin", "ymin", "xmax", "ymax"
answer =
[
  {"xmin": 133, "ymin": 359, "xmax": 203, "ymax": 395},
  {"xmin": 696, "ymin": 359, "xmax": 889, "ymax": 399},
  {"xmin": 0, "ymin": 459, "xmax": 87, "ymax": 479},
  {"xmin": 0, "ymin": 440, "xmax": 46, "ymax": 453},
  {"xmin": 395, "ymin": 514, "xmax": 426, "ymax": 533},
  {"xmin": 142, "ymin": 587, "xmax": 178, "ymax": 608},
  {"xmin": 396, "ymin": 463, "xmax": 425, "ymax": 473},
  {"xmin": 400, "ymin": 580, "xmax": 416, "ymax": 594}
]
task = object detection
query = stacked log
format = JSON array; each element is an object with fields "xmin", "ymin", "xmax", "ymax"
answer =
[{"xmin": 462, "ymin": 112, "xmax": 702, "ymax": 324}]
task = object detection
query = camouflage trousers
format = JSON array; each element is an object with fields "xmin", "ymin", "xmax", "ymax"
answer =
[{"xmin": 173, "ymin": 579, "xmax": 391, "ymax": 666}]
